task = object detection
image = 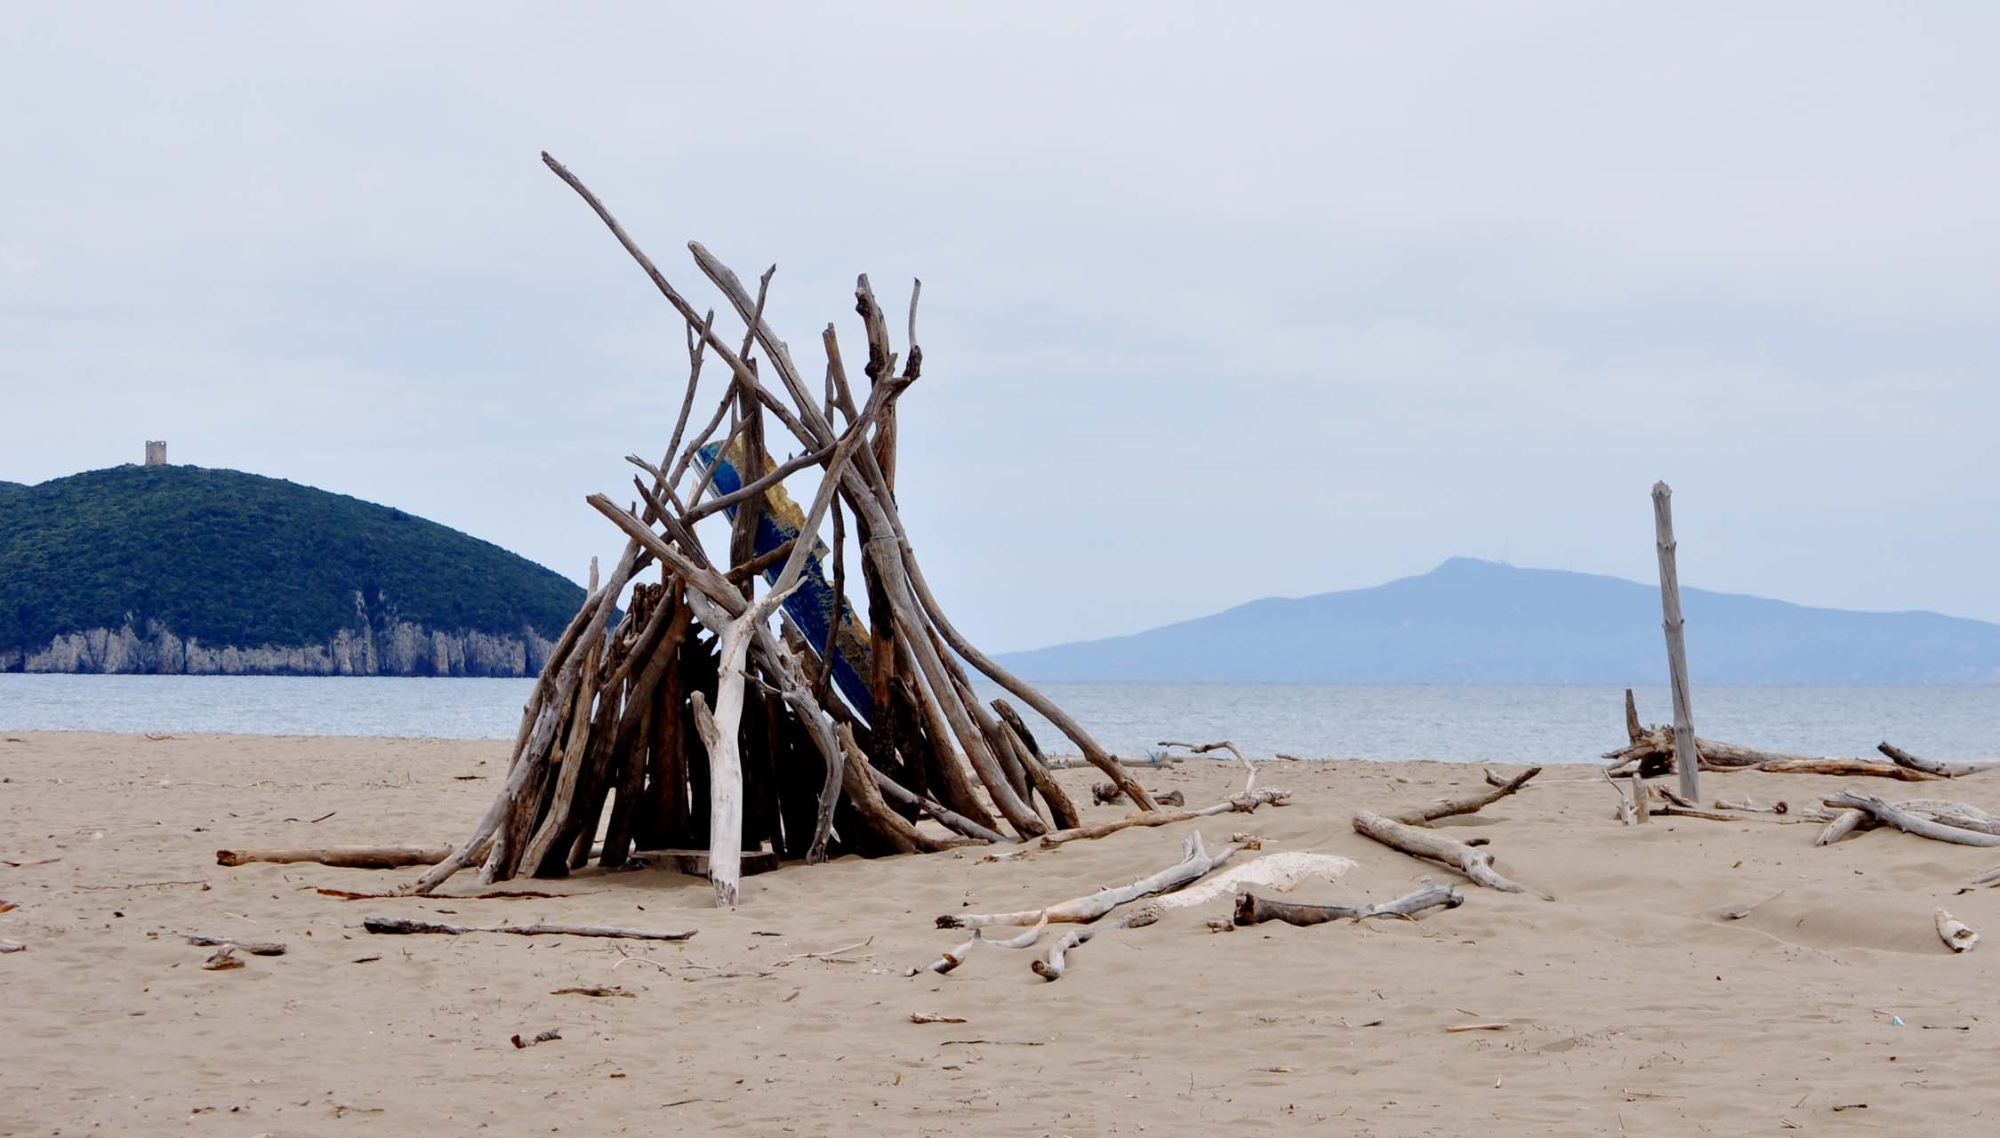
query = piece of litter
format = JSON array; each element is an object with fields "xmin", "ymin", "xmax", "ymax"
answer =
[
  {"xmin": 1935, "ymin": 908, "xmax": 1978, "ymax": 953},
  {"xmin": 201, "ymin": 947, "xmax": 244, "ymax": 971},
  {"xmin": 909, "ymin": 1012, "xmax": 967, "ymax": 1024}
]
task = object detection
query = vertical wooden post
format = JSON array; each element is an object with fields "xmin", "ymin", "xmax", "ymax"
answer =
[{"xmin": 1651, "ymin": 482, "xmax": 1700, "ymax": 802}]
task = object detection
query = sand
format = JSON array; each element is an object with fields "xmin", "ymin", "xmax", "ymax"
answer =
[{"xmin": 6, "ymin": 731, "xmax": 2000, "ymax": 1136}]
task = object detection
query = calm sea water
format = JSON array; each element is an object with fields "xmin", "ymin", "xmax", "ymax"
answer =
[{"xmin": 1, "ymin": 675, "xmax": 1994, "ymax": 762}]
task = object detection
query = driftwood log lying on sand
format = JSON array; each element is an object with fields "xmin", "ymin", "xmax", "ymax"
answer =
[
  {"xmin": 942, "ymin": 832, "xmax": 1248, "ymax": 929},
  {"xmin": 1398, "ymin": 767, "xmax": 1541, "ymax": 825},
  {"xmin": 1756, "ymin": 758, "xmax": 1938, "ymax": 782},
  {"xmin": 1605, "ymin": 691, "xmax": 1940, "ymax": 781},
  {"xmin": 1819, "ymin": 792, "xmax": 2000, "ymax": 848},
  {"xmin": 1031, "ymin": 906, "xmax": 1160, "ymax": 982},
  {"xmin": 217, "ymin": 846, "xmax": 451, "ymax": 869},
  {"xmin": 1352, "ymin": 811, "xmax": 1533, "ymax": 894},
  {"xmin": 186, "ymin": 936, "xmax": 287, "ymax": 955},
  {"xmin": 362, "ymin": 916, "xmax": 696, "ymax": 941},
  {"xmin": 1233, "ymin": 877, "xmax": 1463, "ymax": 928},
  {"xmin": 910, "ymin": 919, "xmax": 1051, "ymax": 976},
  {"xmin": 1878, "ymin": 743, "xmax": 2000, "ymax": 779}
]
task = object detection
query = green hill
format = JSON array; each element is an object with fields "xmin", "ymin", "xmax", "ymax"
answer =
[{"xmin": 0, "ymin": 465, "xmax": 586, "ymax": 676}]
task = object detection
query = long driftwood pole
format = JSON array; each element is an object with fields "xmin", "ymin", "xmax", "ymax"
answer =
[
  {"xmin": 216, "ymin": 846, "xmax": 451, "ymax": 869},
  {"xmin": 1652, "ymin": 482, "xmax": 1699, "ymax": 802}
]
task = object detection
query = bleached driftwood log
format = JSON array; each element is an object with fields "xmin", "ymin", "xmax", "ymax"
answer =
[
  {"xmin": 1398, "ymin": 767, "xmax": 1542, "ymax": 826},
  {"xmin": 1233, "ymin": 877, "xmax": 1463, "ymax": 927},
  {"xmin": 1879, "ymin": 742, "xmax": 2000, "ymax": 779},
  {"xmin": 1039, "ymin": 789, "xmax": 1288, "ymax": 848},
  {"xmin": 912, "ymin": 933, "xmax": 982, "ymax": 975},
  {"xmin": 361, "ymin": 916, "xmax": 696, "ymax": 941},
  {"xmin": 1757, "ymin": 757, "xmax": 1939, "ymax": 782},
  {"xmin": 1713, "ymin": 797, "xmax": 1835, "ymax": 821},
  {"xmin": 1816, "ymin": 810, "xmax": 1872, "ymax": 846},
  {"xmin": 1822, "ymin": 791, "xmax": 2000, "ymax": 848},
  {"xmin": 940, "ymin": 832, "xmax": 1247, "ymax": 929},
  {"xmin": 1881, "ymin": 799, "xmax": 2000, "ymax": 835},
  {"xmin": 1352, "ymin": 810, "xmax": 1534, "ymax": 895},
  {"xmin": 1030, "ymin": 905, "xmax": 1160, "ymax": 982},
  {"xmin": 697, "ymin": 427, "xmax": 865, "ymax": 907},
  {"xmin": 217, "ymin": 846, "xmax": 451, "ymax": 869},
  {"xmin": 908, "ymin": 912, "xmax": 1064, "ymax": 976}
]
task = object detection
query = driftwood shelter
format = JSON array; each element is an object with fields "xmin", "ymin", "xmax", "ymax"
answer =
[{"xmin": 401, "ymin": 153, "xmax": 1161, "ymax": 906}]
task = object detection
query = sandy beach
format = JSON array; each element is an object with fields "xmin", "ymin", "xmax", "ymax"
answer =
[{"xmin": 6, "ymin": 731, "xmax": 2000, "ymax": 1136}]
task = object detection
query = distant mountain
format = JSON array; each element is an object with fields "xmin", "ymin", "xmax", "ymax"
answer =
[
  {"xmin": 0, "ymin": 465, "xmax": 585, "ymax": 676},
  {"xmin": 996, "ymin": 558, "xmax": 2000, "ymax": 683}
]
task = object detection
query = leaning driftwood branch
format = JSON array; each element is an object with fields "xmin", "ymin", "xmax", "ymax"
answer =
[
  {"xmin": 1398, "ymin": 767, "xmax": 1542, "ymax": 825},
  {"xmin": 361, "ymin": 916, "xmax": 696, "ymax": 941},
  {"xmin": 404, "ymin": 154, "xmax": 1156, "ymax": 901},
  {"xmin": 1233, "ymin": 877, "xmax": 1463, "ymax": 927},
  {"xmin": 941, "ymin": 832, "xmax": 1247, "ymax": 929},
  {"xmin": 217, "ymin": 846, "xmax": 451, "ymax": 869},
  {"xmin": 1352, "ymin": 810, "xmax": 1537, "ymax": 895}
]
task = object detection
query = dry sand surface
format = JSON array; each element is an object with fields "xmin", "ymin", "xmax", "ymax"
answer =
[{"xmin": 7, "ymin": 732, "xmax": 2000, "ymax": 1136}]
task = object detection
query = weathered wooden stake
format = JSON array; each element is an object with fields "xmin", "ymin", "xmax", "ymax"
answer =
[{"xmin": 1652, "ymin": 481, "xmax": 1700, "ymax": 802}]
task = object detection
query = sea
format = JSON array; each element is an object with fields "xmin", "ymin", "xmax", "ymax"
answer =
[{"xmin": 1, "ymin": 675, "xmax": 1994, "ymax": 763}]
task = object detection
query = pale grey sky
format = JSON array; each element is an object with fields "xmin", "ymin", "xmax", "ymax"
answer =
[{"xmin": 5, "ymin": 3, "xmax": 1998, "ymax": 650}]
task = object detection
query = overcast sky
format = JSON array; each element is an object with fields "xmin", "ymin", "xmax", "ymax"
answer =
[{"xmin": 5, "ymin": 4, "xmax": 1999, "ymax": 651}]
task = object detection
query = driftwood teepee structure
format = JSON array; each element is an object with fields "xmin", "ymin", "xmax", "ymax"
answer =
[{"xmin": 407, "ymin": 153, "xmax": 1159, "ymax": 906}]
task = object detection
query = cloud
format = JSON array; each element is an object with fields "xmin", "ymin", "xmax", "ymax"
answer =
[{"xmin": 4, "ymin": 2, "xmax": 1999, "ymax": 650}]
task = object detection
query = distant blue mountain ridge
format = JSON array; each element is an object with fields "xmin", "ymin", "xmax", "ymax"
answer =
[{"xmin": 994, "ymin": 558, "xmax": 2000, "ymax": 683}]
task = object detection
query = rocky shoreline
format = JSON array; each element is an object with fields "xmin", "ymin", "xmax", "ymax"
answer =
[{"xmin": 0, "ymin": 618, "xmax": 555, "ymax": 677}]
